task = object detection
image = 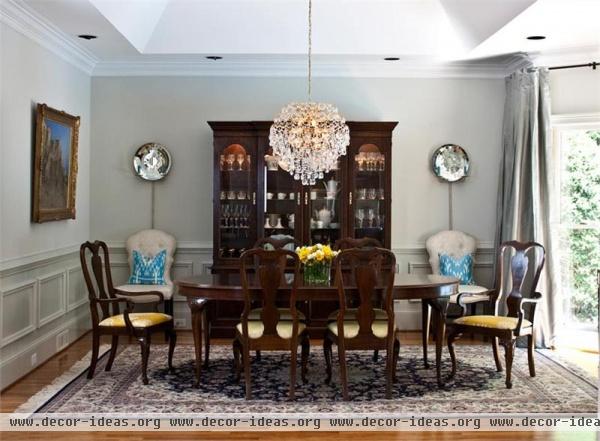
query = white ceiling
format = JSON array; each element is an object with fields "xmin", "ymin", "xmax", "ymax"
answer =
[{"xmin": 5, "ymin": 0, "xmax": 600, "ymax": 76}]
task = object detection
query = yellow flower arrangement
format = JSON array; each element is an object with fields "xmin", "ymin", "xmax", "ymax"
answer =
[
  {"xmin": 296, "ymin": 243, "xmax": 338, "ymax": 284},
  {"xmin": 295, "ymin": 243, "xmax": 338, "ymax": 265}
]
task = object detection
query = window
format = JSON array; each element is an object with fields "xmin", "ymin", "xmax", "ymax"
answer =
[{"xmin": 553, "ymin": 115, "xmax": 600, "ymax": 349}]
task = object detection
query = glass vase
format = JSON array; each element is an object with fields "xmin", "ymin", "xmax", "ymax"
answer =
[{"xmin": 303, "ymin": 261, "xmax": 331, "ymax": 285}]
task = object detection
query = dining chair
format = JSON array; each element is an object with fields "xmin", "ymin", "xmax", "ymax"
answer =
[
  {"xmin": 252, "ymin": 236, "xmax": 305, "ymax": 361},
  {"xmin": 447, "ymin": 241, "xmax": 546, "ymax": 388},
  {"xmin": 334, "ymin": 237, "xmax": 382, "ymax": 251},
  {"xmin": 233, "ymin": 248, "xmax": 310, "ymax": 399},
  {"xmin": 333, "ymin": 236, "xmax": 385, "ymax": 362},
  {"xmin": 80, "ymin": 241, "xmax": 176, "ymax": 384},
  {"xmin": 324, "ymin": 247, "xmax": 400, "ymax": 400},
  {"xmin": 422, "ymin": 230, "xmax": 492, "ymax": 367},
  {"xmin": 254, "ymin": 236, "xmax": 300, "ymax": 251}
]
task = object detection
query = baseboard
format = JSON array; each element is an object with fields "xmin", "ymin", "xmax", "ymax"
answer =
[{"xmin": 0, "ymin": 312, "xmax": 91, "ymax": 391}]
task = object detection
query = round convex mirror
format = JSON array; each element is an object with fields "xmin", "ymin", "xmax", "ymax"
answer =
[
  {"xmin": 133, "ymin": 142, "xmax": 172, "ymax": 181},
  {"xmin": 432, "ymin": 144, "xmax": 469, "ymax": 182}
]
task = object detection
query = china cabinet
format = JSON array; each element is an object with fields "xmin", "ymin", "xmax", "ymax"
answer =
[{"xmin": 208, "ymin": 121, "xmax": 397, "ymax": 336}]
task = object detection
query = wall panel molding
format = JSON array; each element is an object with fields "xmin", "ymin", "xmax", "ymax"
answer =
[
  {"xmin": 66, "ymin": 266, "xmax": 87, "ymax": 311},
  {"xmin": 37, "ymin": 270, "xmax": 66, "ymax": 327},
  {"xmin": 1, "ymin": 280, "xmax": 37, "ymax": 347}
]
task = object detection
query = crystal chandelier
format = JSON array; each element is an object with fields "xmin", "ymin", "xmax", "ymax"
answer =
[{"xmin": 269, "ymin": 0, "xmax": 349, "ymax": 185}]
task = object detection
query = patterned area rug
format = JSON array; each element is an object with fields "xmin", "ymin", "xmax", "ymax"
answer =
[{"xmin": 19, "ymin": 344, "xmax": 597, "ymax": 414}]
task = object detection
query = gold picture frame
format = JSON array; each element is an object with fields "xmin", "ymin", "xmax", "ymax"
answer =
[{"xmin": 33, "ymin": 103, "xmax": 80, "ymax": 222}]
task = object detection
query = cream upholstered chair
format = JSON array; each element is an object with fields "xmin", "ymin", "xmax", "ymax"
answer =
[
  {"xmin": 425, "ymin": 230, "xmax": 491, "ymax": 306},
  {"xmin": 421, "ymin": 230, "xmax": 491, "ymax": 366},
  {"xmin": 115, "ymin": 229, "xmax": 177, "ymax": 316}
]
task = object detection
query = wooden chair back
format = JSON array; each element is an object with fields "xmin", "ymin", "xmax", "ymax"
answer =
[
  {"xmin": 495, "ymin": 241, "xmax": 545, "ymax": 319},
  {"xmin": 334, "ymin": 237, "xmax": 382, "ymax": 251},
  {"xmin": 80, "ymin": 240, "xmax": 118, "ymax": 327},
  {"xmin": 239, "ymin": 248, "xmax": 301, "ymax": 338},
  {"xmin": 254, "ymin": 237, "xmax": 300, "ymax": 250},
  {"xmin": 333, "ymin": 248, "xmax": 396, "ymax": 339}
]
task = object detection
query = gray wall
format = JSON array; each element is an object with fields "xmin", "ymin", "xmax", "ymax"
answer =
[
  {"xmin": 0, "ymin": 24, "xmax": 92, "ymax": 389},
  {"xmin": 90, "ymin": 76, "xmax": 506, "ymax": 248},
  {"xmin": 550, "ymin": 68, "xmax": 600, "ymax": 115}
]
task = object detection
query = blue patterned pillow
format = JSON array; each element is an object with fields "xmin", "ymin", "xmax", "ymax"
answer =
[
  {"xmin": 439, "ymin": 253, "xmax": 474, "ymax": 285},
  {"xmin": 127, "ymin": 249, "xmax": 167, "ymax": 285}
]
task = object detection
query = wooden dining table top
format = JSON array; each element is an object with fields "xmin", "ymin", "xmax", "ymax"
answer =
[{"xmin": 176, "ymin": 273, "xmax": 459, "ymax": 301}]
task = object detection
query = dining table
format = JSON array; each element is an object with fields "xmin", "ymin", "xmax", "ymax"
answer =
[{"xmin": 176, "ymin": 273, "xmax": 459, "ymax": 388}]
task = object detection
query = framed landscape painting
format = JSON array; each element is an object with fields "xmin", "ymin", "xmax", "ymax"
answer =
[{"xmin": 32, "ymin": 103, "xmax": 80, "ymax": 222}]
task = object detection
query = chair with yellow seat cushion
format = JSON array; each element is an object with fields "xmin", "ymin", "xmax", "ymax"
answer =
[
  {"xmin": 80, "ymin": 241, "xmax": 176, "ymax": 385},
  {"xmin": 99, "ymin": 312, "xmax": 172, "ymax": 328},
  {"xmin": 232, "ymin": 248, "xmax": 309, "ymax": 400},
  {"xmin": 324, "ymin": 248, "xmax": 400, "ymax": 400},
  {"xmin": 447, "ymin": 241, "xmax": 546, "ymax": 389}
]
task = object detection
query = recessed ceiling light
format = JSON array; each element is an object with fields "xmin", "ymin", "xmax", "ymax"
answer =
[
  {"xmin": 384, "ymin": 57, "xmax": 400, "ymax": 61},
  {"xmin": 526, "ymin": 35, "xmax": 546, "ymax": 40},
  {"xmin": 206, "ymin": 56, "xmax": 223, "ymax": 61},
  {"xmin": 77, "ymin": 34, "xmax": 97, "ymax": 40}
]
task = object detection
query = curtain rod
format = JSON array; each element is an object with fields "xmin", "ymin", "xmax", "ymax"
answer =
[{"xmin": 548, "ymin": 61, "xmax": 598, "ymax": 71}]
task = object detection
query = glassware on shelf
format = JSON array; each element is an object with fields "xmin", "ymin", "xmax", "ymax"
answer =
[
  {"xmin": 225, "ymin": 154, "xmax": 235, "ymax": 171},
  {"xmin": 219, "ymin": 155, "xmax": 226, "ymax": 171},
  {"xmin": 366, "ymin": 208, "xmax": 376, "ymax": 227},
  {"xmin": 367, "ymin": 188, "xmax": 377, "ymax": 200},
  {"xmin": 236, "ymin": 153, "xmax": 245, "ymax": 170},
  {"xmin": 378, "ymin": 188, "xmax": 385, "ymax": 200},
  {"xmin": 356, "ymin": 209, "xmax": 365, "ymax": 228},
  {"xmin": 357, "ymin": 188, "xmax": 366, "ymax": 200}
]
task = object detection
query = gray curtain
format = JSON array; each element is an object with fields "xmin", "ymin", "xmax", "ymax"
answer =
[{"xmin": 495, "ymin": 67, "xmax": 558, "ymax": 348}]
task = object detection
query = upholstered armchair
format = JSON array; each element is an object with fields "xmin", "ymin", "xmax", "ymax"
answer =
[
  {"xmin": 115, "ymin": 229, "xmax": 177, "ymax": 316},
  {"xmin": 422, "ymin": 230, "xmax": 491, "ymax": 366}
]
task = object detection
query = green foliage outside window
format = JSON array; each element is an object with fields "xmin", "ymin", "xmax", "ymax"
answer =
[{"xmin": 562, "ymin": 130, "xmax": 600, "ymax": 324}]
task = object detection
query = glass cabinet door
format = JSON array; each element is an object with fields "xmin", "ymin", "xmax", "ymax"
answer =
[
  {"xmin": 350, "ymin": 143, "xmax": 386, "ymax": 245},
  {"xmin": 304, "ymin": 159, "xmax": 344, "ymax": 246},
  {"xmin": 263, "ymin": 149, "xmax": 302, "ymax": 245},
  {"xmin": 216, "ymin": 143, "xmax": 257, "ymax": 262}
]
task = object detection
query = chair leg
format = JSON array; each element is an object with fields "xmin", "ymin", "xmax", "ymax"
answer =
[
  {"xmin": 421, "ymin": 300, "xmax": 431, "ymax": 368},
  {"xmin": 138, "ymin": 334, "xmax": 151, "ymax": 385},
  {"xmin": 289, "ymin": 338, "xmax": 298, "ymax": 400},
  {"xmin": 203, "ymin": 309, "xmax": 210, "ymax": 368},
  {"xmin": 301, "ymin": 335, "xmax": 310, "ymax": 384},
  {"xmin": 232, "ymin": 339, "xmax": 242, "ymax": 383},
  {"xmin": 392, "ymin": 337, "xmax": 400, "ymax": 382},
  {"xmin": 242, "ymin": 342, "xmax": 251, "ymax": 400},
  {"xmin": 373, "ymin": 350, "xmax": 379, "ymax": 362},
  {"xmin": 492, "ymin": 337, "xmax": 503, "ymax": 372},
  {"xmin": 256, "ymin": 350, "xmax": 261, "ymax": 361},
  {"xmin": 323, "ymin": 337, "xmax": 333, "ymax": 384},
  {"xmin": 338, "ymin": 342, "xmax": 349, "ymax": 401},
  {"xmin": 164, "ymin": 299, "xmax": 174, "ymax": 342},
  {"xmin": 87, "ymin": 331, "xmax": 100, "ymax": 379},
  {"xmin": 502, "ymin": 339, "xmax": 516, "ymax": 389},
  {"xmin": 527, "ymin": 334, "xmax": 536, "ymax": 377},
  {"xmin": 385, "ymin": 339, "xmax": 394, "ymax": 399},
  {"xmin": 168, "ymin": 328, "xmax": 177, "ymax": 371},
  {"xmin": 105, "ymin": 335, "xmax": 119, "ymax": 372},
  {"xmin": 447, "ymin": 329, "xmax": 461, "ymax": 379}
]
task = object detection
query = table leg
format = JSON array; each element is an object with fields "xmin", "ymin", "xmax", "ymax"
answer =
[
  {"xmin": 421, "ymin": 300, "xmax": 431, "ymax": 368},
  {"xmin": 188, "ymin": 298, "xmax": 204, "ymax": 388},
  {"xmin": 429, "ymin": 297, "xmax": 449, "ymax": 387}
]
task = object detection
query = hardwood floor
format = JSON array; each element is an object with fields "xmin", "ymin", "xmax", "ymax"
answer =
[{"xmin": 1, "ymin": 331, "xmax": 596, "ymax": 441}]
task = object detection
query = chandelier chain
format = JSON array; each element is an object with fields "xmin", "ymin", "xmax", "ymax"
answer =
[
  {"xmin": 308, "ymin": 0, "xmax": 312, "ymax": 101},
  {"xmin": 268, "ymin": 0, "xmax": 349, "ymax": 186}
]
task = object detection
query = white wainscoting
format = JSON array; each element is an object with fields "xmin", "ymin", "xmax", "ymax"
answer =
[{"xmin": 0, "ymin": 251, "xmax": 91, "ymax": 390}]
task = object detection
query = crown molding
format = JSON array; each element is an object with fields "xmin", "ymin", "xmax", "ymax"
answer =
[
  {"xmin": 92, "ymin": 54, "xmax": 529, "ymax": 79},
  {"xmin": 530, "ymin": 45, "xmax": 600, "ymax": 69},
  {"xmin": 0, "ymin": 0, "xmax": 98, "ymax": 75}
]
